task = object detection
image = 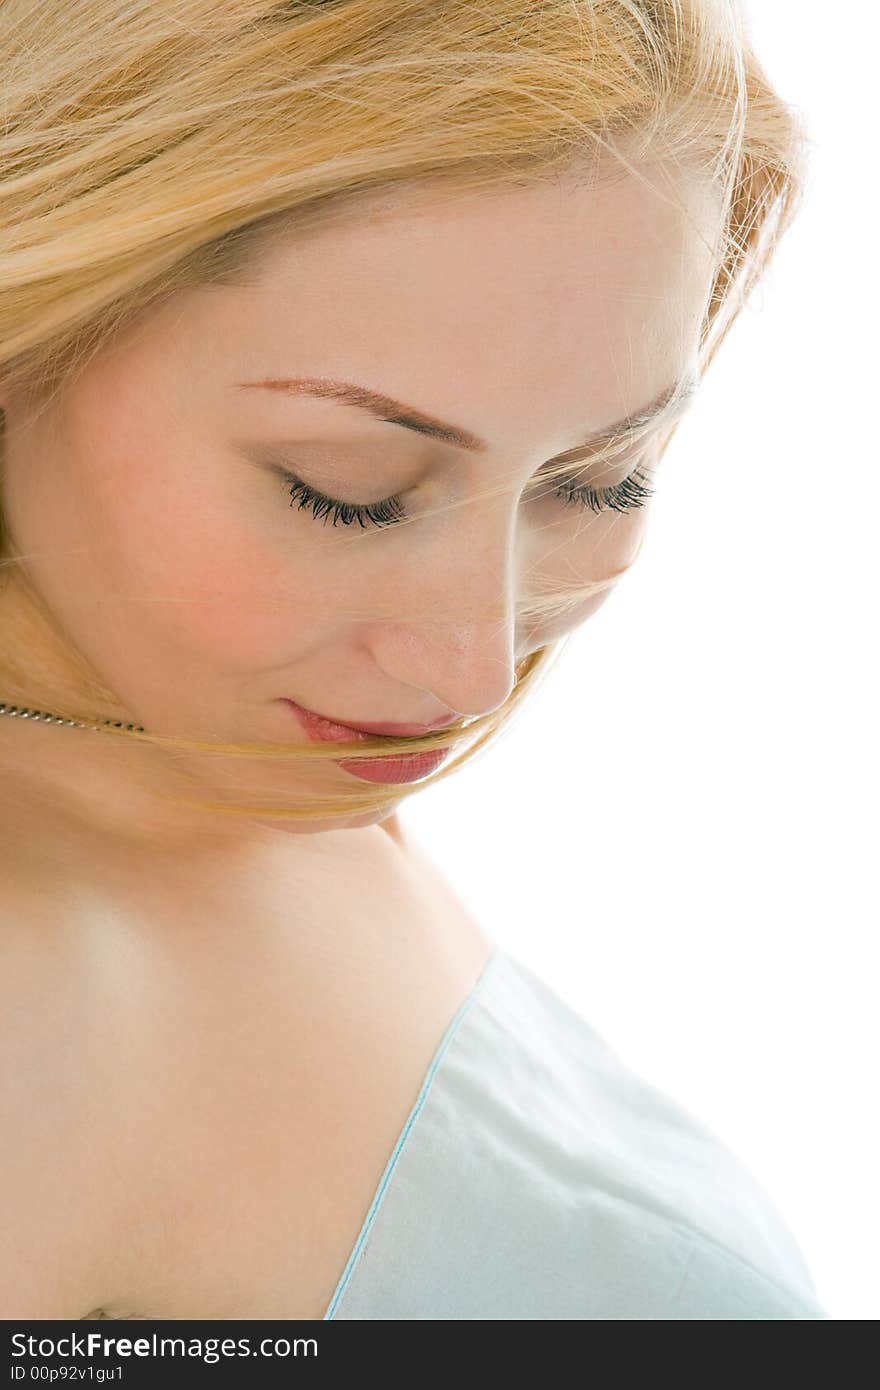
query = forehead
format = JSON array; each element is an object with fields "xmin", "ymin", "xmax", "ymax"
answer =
[
  {"xmin": 219, "ymin": 163, "xmax": 722, "ymax": 442},
  {"xmin": 173, "ymin": 161, "xmax": 724, "ymax": 458},
  {"xmin": 255, "ymin": 160, "xmax": 720, "ymax": 319}
]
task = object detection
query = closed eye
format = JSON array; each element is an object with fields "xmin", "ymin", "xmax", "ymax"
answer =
[{"xmin": 278, "ymin": 457, "xmax": 654, "ymax": 531}]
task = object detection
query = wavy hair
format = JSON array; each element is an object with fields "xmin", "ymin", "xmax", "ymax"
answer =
[{"xmin": 0, "ymin": 0, "xmax": 810, "ymax": 824}]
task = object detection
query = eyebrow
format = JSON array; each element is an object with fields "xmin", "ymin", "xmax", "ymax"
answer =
[{"xmin": 234, "ymin": 370, "xmax": 700, "ymax": 464}]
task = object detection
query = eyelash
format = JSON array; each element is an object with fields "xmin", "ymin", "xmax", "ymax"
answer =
[{"xmin": 279, "ymin": 462, "xmax": 654, "ymax": 531}]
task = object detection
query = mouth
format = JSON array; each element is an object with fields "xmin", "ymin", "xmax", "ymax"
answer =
[{"xmin": 280, "ymin": 699, "xmax": 455, "ymax": 784}]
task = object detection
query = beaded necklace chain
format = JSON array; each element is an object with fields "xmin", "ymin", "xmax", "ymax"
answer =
[{"xmin": 0, "ymin": 700, "xmax": 145, "ymax": 733}]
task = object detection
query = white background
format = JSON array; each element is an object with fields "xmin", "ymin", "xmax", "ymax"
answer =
[{"xmin": 399, "ymin": 2, "xmax": 878, "ymax": 1321}]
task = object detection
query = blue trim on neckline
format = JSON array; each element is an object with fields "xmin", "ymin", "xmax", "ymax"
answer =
[{"xmin": 321, "ymin": 944, "xmax": 502, "ymax": 1320}]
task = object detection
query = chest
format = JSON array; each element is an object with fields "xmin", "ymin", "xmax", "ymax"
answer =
[{"xmin": 0, "ymin": 827, "xmax": 493, "ymax": 1321}]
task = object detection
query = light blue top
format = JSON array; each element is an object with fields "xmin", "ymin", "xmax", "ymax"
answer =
[{"xmin": 323, "ymin": 945, "xmax": 829, "ymax": 1320}]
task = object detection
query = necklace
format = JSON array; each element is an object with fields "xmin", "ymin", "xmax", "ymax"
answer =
[{"xmin": 0, "ymin": 700, "xmax": 145, "ymax": 733}]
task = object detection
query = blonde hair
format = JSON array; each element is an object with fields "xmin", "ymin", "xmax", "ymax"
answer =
[{"xmin": 0, "ymin": 0, "xmax": 810, "ymax": 824}]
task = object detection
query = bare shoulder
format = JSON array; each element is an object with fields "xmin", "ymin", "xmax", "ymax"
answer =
[
  {"xmin": 0, "ymin": 817, "xmax": 495, "ymax": 1319},
  {"xmin": 0, "ymin": 892, "xmax": 117, "ymax": 1318}
]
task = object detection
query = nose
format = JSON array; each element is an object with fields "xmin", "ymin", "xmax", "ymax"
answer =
[
  {"xmin": 370, "ymin": 499, "xmax": 520, "ymax": 719},
  {"xmin": 387, "ymin": 615, "xmax": 517, "ymax": 721}
]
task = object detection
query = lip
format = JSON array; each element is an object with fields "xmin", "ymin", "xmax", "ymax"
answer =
[
  {"xmin": 281, "ymin": 699, "xmax": 458, "ymax": 739},
  {"xmin": 281, "ymin": 698, "xmax": 454, "ymax": 784}
]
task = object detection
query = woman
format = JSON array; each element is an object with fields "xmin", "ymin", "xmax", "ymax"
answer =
[{"xmin": 0, "ymin": 1, "xmax": 825, "ymax": 1320}]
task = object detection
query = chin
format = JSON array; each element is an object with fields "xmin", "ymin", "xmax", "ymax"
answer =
[{"xmin": 247, "ymin": 806, "xmax": 394, "ymax": 838}]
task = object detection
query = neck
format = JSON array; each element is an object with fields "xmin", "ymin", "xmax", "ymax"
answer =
[{"xmin": 0, "ymin": 705, "xmax": 410, "ymax": 864}]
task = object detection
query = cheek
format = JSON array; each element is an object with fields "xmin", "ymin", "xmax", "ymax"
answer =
[
  {"xmin": 41, "ymin": 370, "xmax": 305, "ymax": 667},
  {"xmin": 526, "ymin": 502, "xmax": 651, "ymax": 631},
  {"xmin": 45, "ymin": 422, "xmax": 331, "ymax": 674},
  {"xmin": 104, "ymin": 474, "xmax": 336, "ymax": 668},
  {"xmin": 582, "ymin": 502, "xmax": 651, "ymax": 575}
]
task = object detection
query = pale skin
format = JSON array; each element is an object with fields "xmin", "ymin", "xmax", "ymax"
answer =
[
  {"xmin": 0, "ymin": 158, "xmax": 721, "ymax": 857},
  {"xmin": 0, "ymin": 160, "xmax": 726, "ymax": 1318}
]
